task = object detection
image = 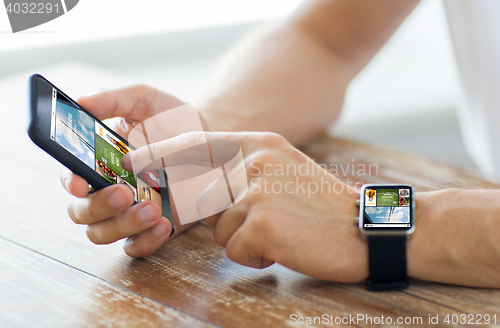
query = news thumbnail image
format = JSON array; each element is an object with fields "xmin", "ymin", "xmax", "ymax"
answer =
[
  {"xmin": 138, "ymin": 171, "xmax": 161, "ymax": 193},
  {"xmin": 54, "ymin": 99, "xmax": 95, "ymax": 169},
  {"xmin": 94, "ymin": 122, "xmax": 136, "ymax": 188},
  {"xmin": 365, "ymin": 189, "xmax": 376, "ymax": 206},
  {"xmin": 137, "ymin": 179, "xmax": 162, "ymax": 210},
  {"xmin": 398, "ymin": 188, "xmax": 410, "ymax": 206},
  {"xmin": 375, "ymin": 189, "xmax": 399, "ymax": 206},
  {"xmin": 365, "ymin": 206, "xmax": 410, "ymax": 224}
]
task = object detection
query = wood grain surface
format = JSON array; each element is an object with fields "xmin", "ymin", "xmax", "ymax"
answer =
[
  {"xmin": 1, "ymin": 71, "xmax": 500, "ymax": 327},
  {"xmin": 2, "ymin": 133, "xmax": 500, "ymax": 328}
]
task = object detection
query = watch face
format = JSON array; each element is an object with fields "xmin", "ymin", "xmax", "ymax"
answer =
[{"xmin": 359, "ymin": 184, "xmax": 414, "ymax": 234}]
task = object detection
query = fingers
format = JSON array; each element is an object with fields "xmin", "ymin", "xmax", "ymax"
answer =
[
  {"xmin": 60, "ymin": 167, "xmax": 90, "ymax": 198},
  {"xmin": 221, "ymin": 208, "xmax": 277, "ymax": 269},
  {"xmin": 77, "ymin": 85, "xmax": 183, "ymax": 122},
  {"xmin": 77, "ymin": 86, "xmax": 157, "ymax": 122},
  {"xmin": 123, "ymin": 217, "xmax": 174, "ymax": 257},
  {"xmin": 67, "ymin": 183, "xmax": 134, "ymax": 225},
  {"xmin": 211, "ymin": 202, "xmax": 275, "ymax": 268},
  {"xmin": 86, "ymin": 200, "xmax": 161, "ymax": 245},
  {"xmin": 120, "ymin": 132, "xmax": 238, "ymax": 172},
  {"xmin": 212, "ymin": 205, "xmax": 248, "ymax": 247},
  {"xmin": 203, "ymin": 213, "xmax": 222, "ymax": 229},
  {"xmin": 225, "ymin": 225, "xmax": 275, "ymax": 269},
  {"xmin": 195, "ymin": 156, "xmax": 249, "ymax": 220},
  {"xmin": 225, "ymin": 230, "xmax": 275, "ymax": 269},
  {"xmin": 122, "ymin": 131, "xmax": 211, "ymax": 173},
  {"xmin": 121, "ymin": 131, "xmax": 289, "ymax": 174}
]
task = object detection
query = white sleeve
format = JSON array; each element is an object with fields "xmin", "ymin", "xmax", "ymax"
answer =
[{"xmin": 444, "ymin": 0, "xmax": 500, "ymax": 176}]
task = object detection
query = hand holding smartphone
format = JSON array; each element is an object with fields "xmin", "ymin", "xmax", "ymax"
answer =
[{"xmin": 27, "ymin": 74, "xmax": 174, "ymax": 237}]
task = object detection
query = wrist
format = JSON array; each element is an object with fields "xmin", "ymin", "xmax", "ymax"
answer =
[
  {"xmin": 407, "ymin": 190, "xmax": 448, "ymax": 282},
  {"xmin": 408, "ymin": 189, "xmax": 500, "ymax": 287},
  {"xmin": 407, "ymin": 191, "xmax": 432, "ymax": 280},
  {"xmin": 341, "ymin": 186, "xmax": 369, "ymax": 282}
]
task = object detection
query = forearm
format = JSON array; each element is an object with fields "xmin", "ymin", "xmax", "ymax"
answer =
[
  {"xmin": 409, "ymin": 189, "xmax": 500, "ymax": 287},
  {"xmin": 197, "ymin": 0, "xmax": 419, "ymax": 145},
  {"xmin": 198, "ymin": 23, "xmax": 352, "ymax": 145}
]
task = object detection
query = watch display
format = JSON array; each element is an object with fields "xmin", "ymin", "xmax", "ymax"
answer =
[{"xmin": 359, "ymin": 184, "xmax": 414, "ymax": 233}]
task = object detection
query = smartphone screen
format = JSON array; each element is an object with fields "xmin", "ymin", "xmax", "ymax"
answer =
[{"xmin": 49, "ymin": 87, "xmax": 163, "ymax": 210}]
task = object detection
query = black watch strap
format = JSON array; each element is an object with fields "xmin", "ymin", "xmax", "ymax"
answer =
[{"xmin": 366, "ymin": 235, "xmax": 409, "ymax": 291}]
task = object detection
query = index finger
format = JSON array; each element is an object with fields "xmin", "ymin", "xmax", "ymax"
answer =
[
  {"xmin": 122, "ymin": 131, "xmax": 248, "ymax": 174},
  {"xmin": 77, "ymin": 85, "xmax": 182, "ymax": 122},
  {"xmin": 122, "ymin": 131, "xmax": 251, "ymax": 225}
]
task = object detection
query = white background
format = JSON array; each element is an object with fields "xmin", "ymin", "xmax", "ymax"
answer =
[
  {"xmin": 0, "ymin": 0, "xmax": 302, "ymax": 51},
  {"xmin": 0, "ymin": 0, "xmax": 475, "ymax": 169}
]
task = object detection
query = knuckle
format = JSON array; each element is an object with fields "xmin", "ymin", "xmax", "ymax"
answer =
[
  {"xmin": 248, "ymin": 211, "xmax": 268, "ymax": 233},
  {"xmin": 245, "ymin": 183, "xmax": 265, "ymax": 204},
  {"xmin": 135, "ymin": 84, "xmax": 153, "ymax": 92},
  {"xmin": 213, "ymin": 206, "xmax": 247, "ymax": 247},
  {"xmin": 86, "ymin": 225, "xmax": 105, "ymax": 245},
  {"xmin": 124, "ymin": 238, "xmax": 157, "ymax": 258},
  {"xmin": 225, "ymin": 241, "xmax": 240, "ymax": 263},
  {"xmin": 86, "ymin": 202, "xmax": 102, "ymax": 223},
  {"xmin": 248, "ymin": 210, "xmax": 279, "ymax": 240},
  {"xmin": 185, "ymin": 131, "xmax": 206, "ymax": 146},
  {"xmin": 67, "ymin": 199, "xmax": 86, "ymax": 225},
  {"xmin": 213, "ymin": 228, "xmax": 229, "ymax": 248},
  {"xmin": 131, "ymin": 84, "xmax": 156, "ymax": 99},
  {"xmin": 130, "ymin": 84, "xmax": 158, "ymax": 112},
  {"xmin": 225, "ymin": 230, "xmax": 253, "ymax": 265},
  {"xmin": 259, "ymin": 132, "xmax": 288, "ymax": 147},
  {"xmin": 246, "ymin": 150, "xmax": 279, "ymax": 171},
  {"xmin": 255, "ymin": 150, "xmax": 279, "ymax": 164}
]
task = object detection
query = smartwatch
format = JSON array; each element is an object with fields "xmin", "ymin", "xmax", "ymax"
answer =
[{"xmin": 358, "ymin": 184, "xmax": 415, "ymax": 291}]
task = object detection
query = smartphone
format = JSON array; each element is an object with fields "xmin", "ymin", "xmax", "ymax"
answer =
[{"xmin": 27, "ymin": 74, "xmax": 174, "ymax": 235}]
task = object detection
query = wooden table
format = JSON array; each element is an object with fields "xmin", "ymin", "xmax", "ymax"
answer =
[
  {"xmin": 1, "ymin": 69, "xmax": 500, "ymax": 327},
  {"xmin": 2, "ymin": 129, "xmax": 500, "ymax": 327}
]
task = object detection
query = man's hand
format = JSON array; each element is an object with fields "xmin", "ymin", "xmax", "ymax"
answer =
[
  {"xmin": 124, "ymin": 130, "xmax": 500, "ymax": 287},
  {"xmin": 60, "ymin": 85, "xmax": 197, "ymax": 257},
  {"xmin": 123, "ymin": 131, "xmax": 368, "ymax": 282}
]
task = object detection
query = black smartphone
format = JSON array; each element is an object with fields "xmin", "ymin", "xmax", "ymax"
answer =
[{"xmin": 27, "ymin": 74, "xmax": 174, "ymax": 234}]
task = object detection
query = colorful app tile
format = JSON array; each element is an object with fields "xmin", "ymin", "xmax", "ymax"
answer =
[
  {"xmin": 54, "ymin": 100, "xmax": 95, "ymax": 169},
  {"xmin": 375, "ymin": 189, "xmax": 399, "ymax": 207}
]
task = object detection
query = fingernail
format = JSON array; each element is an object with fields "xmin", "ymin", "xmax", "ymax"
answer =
[
  {"xmin": 152, "ymin": 222, "xmax": 168, "ymax": 238},
  {"xmin": 64, "ymin": 177, "xmax": 70, "ymax": 191},
  {"xmin": 108, "ymin": 190, "xmax": 128, "ymax": 208},
  {"xmin": 137, "ymin": 204, "xmax": 156, "ymax": 223}
]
